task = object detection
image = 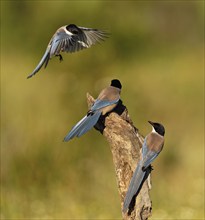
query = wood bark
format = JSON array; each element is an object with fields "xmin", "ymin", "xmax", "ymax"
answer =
[{"xmin": 87, "ymin": 93, "xmax": 152, "ymax": 220}]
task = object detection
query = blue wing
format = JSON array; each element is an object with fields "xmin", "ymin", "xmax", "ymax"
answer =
[
  {"xmin": 91, "ymin": 98, "xmax": 119, "ymax": 111},
  {"xmin": 50, "ymin": 32, "xmax": 69, "ymax": 55},
  {"xmin": 50, "ymin": 32, "xmax": 84, "ymax": 54},
  {"xmin": 142, "ymin": 138, "xmax": 159, "ymax": 170}
]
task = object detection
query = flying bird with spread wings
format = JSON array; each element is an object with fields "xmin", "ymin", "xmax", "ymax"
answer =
[{"xmin": 27, "ymin": 24, "xmax": 109, "ymax": 79}]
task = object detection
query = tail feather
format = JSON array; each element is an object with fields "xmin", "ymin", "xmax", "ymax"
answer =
[
  {"xmin": 77, "ymin": 111, "xmax": 101, "ymax": 137},
  {"xmin": 64, "ymin": 115, "xmax": 87, "ymax": 141},
  {"xmin": 27, "ymin": 49, "xmax": 50, "ymax": 79},
  {"xmin": 64, "ymin": 111, "xmax": 101, "ymax": 141},
  {"xmin": 123, "ymin": 160, "xmax": 145, "ymax": 213}
]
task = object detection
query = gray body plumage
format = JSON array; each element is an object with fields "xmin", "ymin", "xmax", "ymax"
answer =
[
  {"xmin": 64, "ymin": 84, "xmax": 121, "ymax": 142},
  {"xmin": 123, "ymin": 123, "xmax": 164, "ymax": 213},
  {"xmin": 27, "ymin": 24, "xmax": 108, "ymax": 78}
]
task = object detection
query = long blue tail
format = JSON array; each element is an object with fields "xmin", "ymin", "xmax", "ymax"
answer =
[
  {"xmin": 27, "ymin": 49, "xmax": 50, "ymax": 79},
  {"xmin": 123, "ymin": 160, "xmax": 145, "ymax": 213},
  {"xmin": 63, "ymin": 111, "xmax": 101, "ymax": 142}
]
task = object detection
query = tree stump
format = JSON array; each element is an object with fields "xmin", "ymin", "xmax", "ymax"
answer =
[{"xmin": 87, "ymin": 93, "xmax": 152, "ymax": 220}]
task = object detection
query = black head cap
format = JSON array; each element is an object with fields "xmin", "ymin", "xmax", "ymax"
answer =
[
  {"xmin": 111, "ymin": 79, "xmax": 122, "ymax": 89},
  {"xmin": 148, "ymin": 121, "xmax": 165, "ymax": 136},
  {"xmin": 66, "ymin": 24, "xmax": 80, "ymax": 34}
]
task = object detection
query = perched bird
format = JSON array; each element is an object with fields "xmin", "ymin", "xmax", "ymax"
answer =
[
  {"xmin": 27, "ymin": 24, "xmax": 108, "ymax": 79},
  {"xmin": 63, "ymin": 79, "xmax": 122, "ymax": 142},
  {"xmin": 123, "ymin": 121, "xmax": 165, "ymax": 213}
]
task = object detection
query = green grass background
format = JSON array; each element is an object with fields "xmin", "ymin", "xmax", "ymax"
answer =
[{"xmin": 1, "ymin": 1, "xmax": 204, "ymax": 219}]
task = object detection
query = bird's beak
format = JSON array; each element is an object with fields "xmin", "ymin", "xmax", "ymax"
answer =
[{"xmin": 148, "ymin": 121, "xmax": 154, "ymax": 126}]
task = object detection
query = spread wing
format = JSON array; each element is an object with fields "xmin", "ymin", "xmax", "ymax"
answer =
[
  {"xmin": 50, "ymin": 27, "xmax": 108, "ymax": 55},
  {"xmin": 78, "ymin": 27, "xmax": 109, "ymax": 47},
  {"xmin": 49, "ymin": 31, "xmax": 84, "ymax": 54}
]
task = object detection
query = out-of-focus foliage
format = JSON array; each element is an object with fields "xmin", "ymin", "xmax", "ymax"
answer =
[{"xmin": 1, "ymin": 1, "xmax": 204, "ymax": 219}]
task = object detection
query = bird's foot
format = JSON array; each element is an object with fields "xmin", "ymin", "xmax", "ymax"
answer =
[{"xmin": 56, "ymin": 54, "xmax": 63, "ymax": 62}]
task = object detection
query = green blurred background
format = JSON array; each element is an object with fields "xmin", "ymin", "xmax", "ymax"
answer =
[{"xmin": 1, "ymin": 1, "xmax": 204, "ymax": 219}]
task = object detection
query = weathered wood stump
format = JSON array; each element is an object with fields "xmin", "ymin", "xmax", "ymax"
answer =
[{"xmin": 87, "ymin": 93, "xmax": 152, "ymax": 220}]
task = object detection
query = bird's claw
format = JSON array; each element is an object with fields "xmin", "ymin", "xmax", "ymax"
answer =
[{"xmin": 56, "ymin": 54, "xmax": 63, "ymax": 62}]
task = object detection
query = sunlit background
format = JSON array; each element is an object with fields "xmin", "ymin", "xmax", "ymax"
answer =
[{"xmin": 1, "ymin": 1, "xmax": 204, "ymax": 219}]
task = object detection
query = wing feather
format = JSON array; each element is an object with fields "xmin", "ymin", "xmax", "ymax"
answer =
[
  {"xmin": 91, "ymin": 99, "xmax": 119, "ymax": 111},
  {"xmin": 49, "ymin": 26, "xmax": 109, "ymax": 55},
  {"xmin": 78, "ymin": 27, "xmax": 109, "ymax": 47}
]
